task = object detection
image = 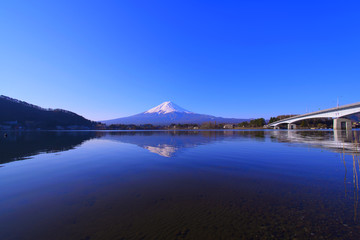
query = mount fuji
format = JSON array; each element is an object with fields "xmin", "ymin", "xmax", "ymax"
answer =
[{"xmin": 103, "ymin": 101, "xmax": 248, "ymax": 125}]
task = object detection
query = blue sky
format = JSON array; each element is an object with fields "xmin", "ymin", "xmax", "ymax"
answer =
[{"xmin": 1, "ymin": 1, "xmax": 359, "ymax": 121}]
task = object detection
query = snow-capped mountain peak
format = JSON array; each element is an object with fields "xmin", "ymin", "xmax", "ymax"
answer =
[
  {"xmin": 144, "ymin": 101, "xmax": 192, "ymax": 114},
  {"xmin": 103, "ymin": 101, "xmax": 249, "ymax": 125}
]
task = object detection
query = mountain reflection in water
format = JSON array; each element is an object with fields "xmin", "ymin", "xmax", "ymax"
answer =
[{"xmin": 1, "ymin": 130, "xmax": 359, "ymax": 162}]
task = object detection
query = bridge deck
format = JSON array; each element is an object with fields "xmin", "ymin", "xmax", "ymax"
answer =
[{"xmin": 268, "ymin": 102, "xmax": 360, "ymax": 127}]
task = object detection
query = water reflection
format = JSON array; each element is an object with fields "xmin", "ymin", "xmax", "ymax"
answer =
[
  {"xmin": 338, "ymin": 133, "xmax": 360, "ymax": 221},
  {"xmin": 0, "ymin": 131, "xmax": 99, "ymax": 164},
  {"xmin": 1, "ymin": 130, "xmax": 360, "ymax": 239},
  {"xmin": 269, "ymin": 130, "xmax": 360, "ymax": 154},
  {"xmin": 352, "ymin": 154, "xmax": 359, "ymax": 221},
  {"xmin": 87, "ymin": 130, "xmax": 360, "ymax": 157},
  {"xmin": 102, "ymin": 131, "xmax": 266, "ymax": 157},
  {"xmin": 1, "ymin": 130, "xmax": 360, "ymax": 163},
  {"xmin": 102, "ymin": 131, "xmax": 217, "ymax": 157},
  {"xmin": 104, "ymin": 130, "xmax": 360, "ymax": 157}
]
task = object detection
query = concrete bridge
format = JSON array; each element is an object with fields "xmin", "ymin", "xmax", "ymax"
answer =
[{"xmin": 266, "ymin": 102, "xmax": 360, "ymax": 130}]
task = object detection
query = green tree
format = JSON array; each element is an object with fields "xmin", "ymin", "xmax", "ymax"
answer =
[{"xmin": 269, "ymin": 117, "xmax": 278, "ymax": 124}]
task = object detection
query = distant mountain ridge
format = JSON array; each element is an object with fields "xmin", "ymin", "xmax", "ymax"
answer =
[
  {"xmin": 0, "ymin": 95, "xmax": 95, "ymax": 129},
  {"xmin": 103, "ymin": 101, "xmax": 248, "ymax": 125}
]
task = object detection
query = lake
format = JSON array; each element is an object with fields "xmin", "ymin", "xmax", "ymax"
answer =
[{"xmin": 1, "ymin": 130, "xmax": 360, "ymax": 239}]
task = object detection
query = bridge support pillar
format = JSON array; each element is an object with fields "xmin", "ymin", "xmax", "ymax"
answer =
[
  {"xmin": 274, "ymin": 126, "xmax": 280, "ymax": 129},
  {"xmin": 333, "ymin": 118, "xmax": 352, "ymax": 131},
  {"xmin": 288, "ymin": 124, "xmax": 296, "ymax": 130}
]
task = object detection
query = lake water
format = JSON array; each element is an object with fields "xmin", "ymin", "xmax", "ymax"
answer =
[{"xmin": 1, "ymin": 130, "xmax": 360, "ymax": 239}]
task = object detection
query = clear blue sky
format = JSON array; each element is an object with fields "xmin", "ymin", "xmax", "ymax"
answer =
[{"xmin": 1, "ymin": 1, "xmax": 359, "ymax": 121}]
